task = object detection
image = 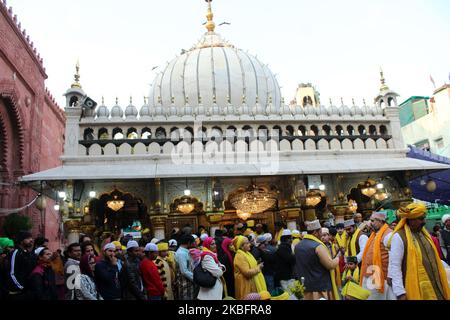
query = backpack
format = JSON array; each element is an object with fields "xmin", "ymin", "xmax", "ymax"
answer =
[{"xmin": 193, "ymin": 257, "xmax": 216, "ymax": 288}]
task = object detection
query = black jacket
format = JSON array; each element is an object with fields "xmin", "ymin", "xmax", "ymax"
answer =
[
  {"xmin": 94, "ymin": 260, "xmax": 121, "ymax": 300},
  {"xmin": 29, "ymin": 264, "xmax": 58, "ymax": 300},
  {"xmin": 121, "ymin": 256, "xmax": 146, "ymax": 300},
  {"xmin": 274, "ymin": 242, "xmax": 296, "ymax": 284},
  {"xmin": 5, "ymin": 248, "xmax": 36, "ymax": 294}
]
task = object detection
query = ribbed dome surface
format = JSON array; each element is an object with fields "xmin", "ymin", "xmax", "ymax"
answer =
[{"xmin": 149, "ymin": 32, "xmax": 281, "ymax": 113}]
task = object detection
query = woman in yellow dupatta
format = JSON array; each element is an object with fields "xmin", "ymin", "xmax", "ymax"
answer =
[
  {"xmin": 233, "ymin": 236, "xmax": 267, "ymax": 299},
  {"xmin": 387, "ymin": 203, "xmax": 450, "ymax": 300}
]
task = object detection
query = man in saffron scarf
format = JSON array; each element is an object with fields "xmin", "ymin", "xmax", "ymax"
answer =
[
  {"xmin": 387, "ymin": 203, "xmax": 450, "ymax": 300},
  {"xmin": 360, "ymin": 211, "xmax": 395, "ymax": 300},
  {"xmin": 295, "ymin": 220, "xmax": 343, "ymax": 300},
  {"xmin": 344, "ymin": 219, "xmax": 368, "ymax": 266},
  {"xmin": 233, "ymin": 235, "xmax": 266, "ymax": 300}
]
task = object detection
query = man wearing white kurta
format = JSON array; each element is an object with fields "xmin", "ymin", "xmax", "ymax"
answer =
[{"xmin": 360, "ymin": 212, "xmax": 395, "ymax": 300}]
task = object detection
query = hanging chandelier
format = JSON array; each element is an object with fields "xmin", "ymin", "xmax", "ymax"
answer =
[
  {"xmin": 177, "ymin": 196, "xmax": 196, "ymax": 214},
  {"xmin": 348, "ymin": 199, "xmax": 358, "ymax": 213},
  {"xmin": 236, "ymin": 210, "xmax": 251, "ymax": 221},
  {"xmin": 360, "ymin": 178, "xmax": 377, "ymax": 197},
  {"xmin": 229, "ymin": 184, "xmax": 277, "ymax": 214},
  {"xmin": 107, "ymin": 195, "xmax": 125, "ymax": 212},
  {"xmin": 305, "ymin": 190, "xmax": 322, "ymax": 207}
]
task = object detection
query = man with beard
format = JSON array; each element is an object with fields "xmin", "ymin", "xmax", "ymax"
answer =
[
  {"xmin": 5, "ymin": 231, "xmax": 36, "ymax": 300},
  {"xmin": 344, "ymin": 219, "xmax": 368, "ymax": 266},
  {"xmin": 121, "ymin": 240, "xmax": 146, "ymax": 300},
  {"xmin": 64, "ymin": 243, "xmax": 82, "ymax": 300},
  {"xmin": 387, "ymin": 203, "xmax": 450, "ymax": 300},
  {"xmin": 95, "ymin": 243, "xmax": 121, "ymax": 300},
  {"xmin": 360, "ymin": 211, "xmax": 395, "ymax": 300}
]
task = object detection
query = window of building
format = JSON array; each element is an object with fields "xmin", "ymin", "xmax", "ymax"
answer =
[
  {"xmin": 415, "ymin": 139, "xmax": 430, "ymax": 152},
  {"xmin": 435, "ymin": 138, "xmax": 445, "ymax": 152}
]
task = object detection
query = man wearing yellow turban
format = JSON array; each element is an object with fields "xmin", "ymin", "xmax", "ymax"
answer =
[{"xmin": 387, "ymin": 203, "xmax": 450, "ymax": 300}]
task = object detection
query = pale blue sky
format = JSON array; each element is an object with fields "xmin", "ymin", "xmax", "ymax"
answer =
[{"xmin": 8, "ymin": 0, "xmax": 450, "ymax": 108}]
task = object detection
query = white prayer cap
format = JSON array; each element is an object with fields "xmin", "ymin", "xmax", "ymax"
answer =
[
  {"xmin": 263, "ymin": 233, "xmax": 273, "ymax": 242},
  {"xmin": 200, "ymin": 234, "xmax": 209, "ymax": 241},
  {"xmin": 144, "ymin": 243, "xmax": 158, "ymax": 252},
  {"xmin": 321, "ymin": 228, "xmax": 330, "ymax": 235},
  {"xmin": 305, "ymin": 220, "xmax": 321, "ymax": 231},
  {"xmin": 192, "ymin": 234, "xmax": 198, "ymax": 239},
  {"xmin": 34, "ymin": 247, "xmax": 46, "ymax": 256},
  {"xmin": 371, "ymin": 211, "xmax": 387, "ymax": 221},
  {"xmin": 168, "ymin": 239, "xmax": 178, "ymax": 247},
  {"xmin": 256, "ymin": 235, "xmax": 267, "ymax": 245},
  {"xmin": 442, "ymin": 214, "xmax": 450, "ymax": 224},
  {"xmin": 126, "ymin": 240, "xmax": 139, "ymax": 250},
  {"xmin": 344, "ymin": 219, "xmax": 355, "ymax": 228},
  {"xmin": 103, "ymin": 243, "xmax": 116, "ymax": 252},
  {"xmin": 281, "ymin": 229, "xmax": 292, "ymax": 237},
  {"xmin": 151, "ymin": 238, "xmax": 159, "ymax": 244}
]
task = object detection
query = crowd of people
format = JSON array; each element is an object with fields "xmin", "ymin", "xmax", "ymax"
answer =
[{"xmin": 0, "ymin": 203, "xmax": 449, "ymax": 301}]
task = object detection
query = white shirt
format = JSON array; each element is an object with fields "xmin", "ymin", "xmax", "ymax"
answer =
[
  {"xmin": 197, "ymin": 255, "xmax": 225, "ymax": 300},
  {"xmin": 357, "ymin": 234, "xmax": 369, "ymax": 263},
  {"xmin": 387, "ymin": 233, "xmax": 406, "ymax": 297}
]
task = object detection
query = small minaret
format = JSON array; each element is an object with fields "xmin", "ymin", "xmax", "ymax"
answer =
[
  {"xmin": 295, "ymin": 83, "xmax": 320, "ymax": 107},
  {"xmin": 374, "ymin": 68, "xmax": 399, "ymax": 108},
  {"xmin": 63, "ymin": 62, "xmax": 86, "ymax": 156},
  {"xmin": 375, "ymin": 68, "xmax": 404, "ymax": 149}
]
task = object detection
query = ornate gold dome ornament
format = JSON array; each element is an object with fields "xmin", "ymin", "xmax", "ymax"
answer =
[
  {"xmin": 205, "ymin": 0, "xmax": 216, "ymax": 33},
  {"xmin": 71, "ymin": 60, "xmax": 82, "ymax": 89}
]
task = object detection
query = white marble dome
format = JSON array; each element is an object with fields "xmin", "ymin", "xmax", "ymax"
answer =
[{"xmin": 149, "ymin": 32, "xmax": 281, "ymax": 112}]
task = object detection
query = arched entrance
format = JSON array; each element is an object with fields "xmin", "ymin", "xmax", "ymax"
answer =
[
  {"xmin": 0, "ymin": 92, "xmax": 25, "ymax": 210},
  {"xmin": 86, "ymin": 188, "xmax": 149, "ymax": 237}
]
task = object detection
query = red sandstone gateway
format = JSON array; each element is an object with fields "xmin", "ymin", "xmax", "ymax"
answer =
[{"xmin": 0, "ymin": 3, "xmax": 65, "ymax": 249}]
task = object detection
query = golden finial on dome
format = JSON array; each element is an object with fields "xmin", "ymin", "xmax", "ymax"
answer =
[
  {"xmin": 71, "ymin": 60, "xmax": 82, "ymax": 89},
  {"xmin": 115, "ymin": 97, "xmax": 119, "ymax": 105},
  {"xmin": 380, "ymin": 67, "xmax": 389, "ymax": 91},
  {"xmin": 205, "ymin": 0, "xmax": 216, "ymax": 33},
  {"xmin": 144, "ymin": 96, "xmax": 148, "ymax": 105},
  {"xmin": 102, "ymin": 96, "xmax": 105, "ymax": 105},
  {"xmin": 130, "ymin": 96, "xmax": 133, "ymax": 105}
]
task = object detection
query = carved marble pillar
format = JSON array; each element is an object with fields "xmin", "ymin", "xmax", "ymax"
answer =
[{"xmin": 151, "ymin": 215, "xmax": 167, "ymax": 240}]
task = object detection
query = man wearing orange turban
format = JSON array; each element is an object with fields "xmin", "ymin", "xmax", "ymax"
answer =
[{"xmin": 387, "ymin": 203, "xmax": 450, "ymax": 300}]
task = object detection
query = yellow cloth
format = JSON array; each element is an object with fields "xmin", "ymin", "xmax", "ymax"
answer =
[
  {"xmin": 396, "ymin": 203, "xmax": 427, "ymax": 220},
  {"xmin": 330, "ymin": 242, "xmax": 342, "ymax": 288},
  {"xmin": 303, "ymin": 234, "xmax": 341, "ymax": 300},
  {"xmin": 157, "ymin": 243, "xmax": 169, "ymax": 251},
  {"xmin": 346, "ymin": 228, "xmax": 361, "ymax": 257},
  {"xmin": 342, "ymin": 281, "xmax": 371, "ymax": 300},
  {"xmin": 336, "ymin": 232, "xmax": 347, "ymax": 249},
  {"xmin": 387, "ymin": 211, "xmax": 450, "ymax": 300},
  {"xmin": 342, "ymin": 267, "xmax": 360, "ymax": 283},
  {"xmin": 233, "ymin": 236, "xmax": 267, "ymax": 299},
  {"xmin": 271, "ymin": 291, "xmax": 290, "ymax": 300},
  {"xmin": 112, "ymin": 241, "xmax": 121, "ymax": 248},
  {"xmin": 259, "ymin": 290, "xmax": 271, "ymax": 300},
  {"xmin": 275, "ymin": 229, "xmax": 285, "ymax": 244},
  {"xmin": 360, "ymin": 223, "xmax": 389, "ymax": 293}
]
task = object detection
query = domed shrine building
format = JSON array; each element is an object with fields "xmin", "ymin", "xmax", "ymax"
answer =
[
  {"xmin": 22, "ymin": 1, "xmax": 448, "ymax": 242},
  {"xmin": 0, "ymin": 2, "xmax": 65, "ymax": 248}
]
